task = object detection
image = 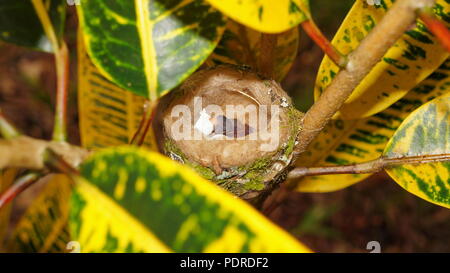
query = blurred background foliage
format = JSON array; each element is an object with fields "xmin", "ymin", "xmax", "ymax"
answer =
[{"xmin": 0, "ymin": 0, "xmax": 449, "ymax": 252}]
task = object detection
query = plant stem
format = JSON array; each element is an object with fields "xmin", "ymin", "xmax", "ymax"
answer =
[
  {"xmin": 419, "ymin": 8, "xmax": 450, "ymax": 53},
  {"xmin": 130, "ymin": 99, "xmax": 158, "ymax": 146},
  {"xmin": 287, "ymin": 154, "xmax": 450, "ymax": 182},
  {"xmin": 259, "ymin": 33, "xmax": 277, "ymax": 78},
  {"xmin": 32, "ymin": 0, "xmax": 69, "ymax": 142},
  {"xmin": 0, "ymin": 136, "xmax": 89, "ymax": 170},
  {"xmin": 31, "ymin": 0, "xmax": 60, "ymax": 50},
  {"xmin": 265, "ymin": 153, "xmax": 448, "ymax": 217},
  {"xmin": 0, "ymin": 148, "xmax": 83, "ymax": 210},
  {"xmin": 0, "ymin": 109, "xmax": 20, "ymax": 139},
  {"xmin": 301, "ymin": 20, "xmax": 347, "ymax": 67},
  {"xmin": 52, "ymin": 43, "xmax": 70, "ymax": 142},
  {"xmin": 44, "ymin": 148, "xmax": 80, "ymax": 176},
  {"xmin": 0, "ymin": 172, "xmax": 42, "ymax": 210},
  {"xmin": 294, "ymin": 0, "xmax": 435, "ymax": 156}
]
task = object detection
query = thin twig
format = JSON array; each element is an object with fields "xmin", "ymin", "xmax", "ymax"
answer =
[
  {"xmin": 44, "ymin": 148, "xmax": 80, "ymax": 176},
  {"xmin": 301, "ymin": 20, "xmax": 347, "ymax": 67},
  {"xmin": 263, "ymin": 153, "xmax": 449, "ymax": 214},
  {"xmin": 0, "ymin": 172, "xmax": 42, "ymax": 210},
  {"xmin": 294, "ymin": 0, "xmax": 435, "ymax": 156},
  {"xmin": 130, "ymin": 99, "xmax": 158, "ymax": 146},
  {"xmin": 287, "ymin": 154, "xmax": 450, "ymax": 184},
  {"xmin": 130, "ymin": 102, "xmax": 149, "ymax": 145}
]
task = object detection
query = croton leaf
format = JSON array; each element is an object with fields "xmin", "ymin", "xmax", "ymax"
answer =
[
  {"xmin": 0, "ymin": 0, "xmax": 65, "ymax": 52},
  {"xmin": 205, "ymin": 0, "xmax": 310, "ymax": 33},
  {"xmin": 77, "ymin": 0, "xmax": 226, "ymax": 100},
  {"xmin": 383, "ymin": 93, "xmax": 450, "ymax": 209},
  {"xmin": 77, "ymin": 31, "xmax": 157, "ymax": 150},
  {"xmin": 208, "ymin": 20, "xmax": 299, "ymax": 81},
  {"xmin": 294, "ymin": 60, "xmax": 450, "ymax": 192},
  {"xmin": 7, "ymin": 174, "xmax": 72, "ymax": 253},
  {"xmin": 315, "ymin": 0, "xmax": 449, "ymax": 120},
  {"xmin": 70, "ymin": 147, "xmax": 310, "ymax": 253}
]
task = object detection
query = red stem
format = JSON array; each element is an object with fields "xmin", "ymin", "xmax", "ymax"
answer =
[
  {"xmin": 301, "ymin": 20, "xmax": 347, "ymax": 67},
  {"xmin": 130, "ymin": 104, "xmax": 149, "ymax": 145},
  {"xmin": 43, "ymin": 148, "xmax": 80, "ymax": 176},
  {"xmin": 0, "ymin": 173, "xmax": 41, "ymax": 209},
  {"xmin": 419, "ymin": 11, "xmax": 450, "ymax": 53},
  {"xmin": 130, "ymin": 100, "xmax": 158, "ymax": 146},
  {"xmin": 138, "ymin": 109, "xmax": 156, "ymax": 146}
]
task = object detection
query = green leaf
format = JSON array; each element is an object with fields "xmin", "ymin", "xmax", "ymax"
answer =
[
  {"xmin": 77, "ymin": 31, "xmax": 157, "ymax": 150},
  {"xmin": 7, "ymin": 174, "xmax": 72, "ymax": 253},
  {"xmin": 205, "ymin": 0, "xmax": 310, "ymax": 33},
  {"xmin": 294, "ymin": 60, "xmax": 450, "ymax": 192},
  {"xmin": 315, "ymin": 0, "xmax": 449, "ymax": 120},
  {"xmin": 208, "ymin": 20, "xmax": 299, "ymax": 81},
  {"xmin": 0, "ymin": 0, "xmax": 65, "ymax": 52},
  {"xmin": 70, "ymin": 147, "xmax": 310, "ymax": 253},
  {"xmin": 383, "ymin": 93, "xmax": 450, "ymax": 209},
  {"xmin": 77, "ymin": 0, "xmax": 226, "ymax": 100}
]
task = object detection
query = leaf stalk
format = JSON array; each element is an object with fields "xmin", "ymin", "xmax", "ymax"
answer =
[
  {"xmin": 0, "ymin": 172, "xmax": 42, "ymax": 210},
  {"xmin": 301, "ymin": 20, "xmax": 347, "ymax": 68},
  {"xmin": 32, "ymin": 0, "xmax": 69, "ymax": 142},
  {"xmin": 418, "ymin": 8, "xmax": 450, "ymax": 53}
]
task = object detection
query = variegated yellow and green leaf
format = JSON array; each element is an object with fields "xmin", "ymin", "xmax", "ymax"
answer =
[
  {"xmin": 78, "ymin": 31, "xmax": 157, "ymax": 150},
  {"xmin": 71, "ymin": 147, "xmax": 310, "ymax": 253},
  {"xmin": 293, "ymin": 60, "xmax": 450, "ymax": 192},
  {"xmin": 205, "ymin": 0, "xmax": 310, "ymax": 33},
  {"xmin": 7, "ymin": 175, "xmax": 72, "ymax": 253},
  {"xmin": 0, "ymin": 169, "xmax": 18, "ymax": 248},
  {"xmin": 208, "ymin": 20, "xmax": 299, "ymax": 81},
  {"xmin": 315, "ymin": 0, "xmax": 450, "ymax": 120},
  {"xmin": 0, "ymin": 0, "xmax": 65, "ymax": 52},
  {"xmin": 383, "ymin": 93, "xmax": 450, "ymax": 209},
  {"xmin": 77, "ymin": 0, "xmax": 226, "ymax": 100}
]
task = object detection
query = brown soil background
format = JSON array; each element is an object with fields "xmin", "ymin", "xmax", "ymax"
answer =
[{"xmin": 0, "ymin": 1, "xmax": 449, "ymax": 252}]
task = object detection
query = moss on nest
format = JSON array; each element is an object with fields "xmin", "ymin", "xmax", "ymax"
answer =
[{"xmin": 160, "ymin": 65, "xmax": 303, "ymax": 199}]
